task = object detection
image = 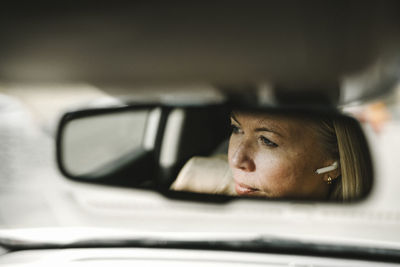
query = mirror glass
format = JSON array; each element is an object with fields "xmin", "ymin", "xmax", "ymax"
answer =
[
  {"xmin": 61, "ymin": 109, "xmax": 151, "ymax": 177},
  {"xmin": 57, "ymin": 106, "xmax": 373, "ymax": 202}
]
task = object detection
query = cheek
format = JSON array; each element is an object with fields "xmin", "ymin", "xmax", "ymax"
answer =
[
  {"xmin": 253, "ymin": 152, "xmax": 299, "ymax": 195},
  {"xmin": 254, "ymin": 149, "xmax": 323, "ymax": 198}
]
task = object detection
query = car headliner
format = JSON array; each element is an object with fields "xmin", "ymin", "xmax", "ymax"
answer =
[{"xmin": 0, "ymin": 1, "xmax": 400, "ymax": 103}]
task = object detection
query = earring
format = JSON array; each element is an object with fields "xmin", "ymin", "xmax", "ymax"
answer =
[{"xmin": 327, "ymin": 176, "xmax": 332, "ymax": 185}]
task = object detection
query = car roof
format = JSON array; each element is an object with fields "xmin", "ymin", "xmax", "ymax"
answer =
[{"xmin": 1, "ymin": 1, "xmax": 400, "ymax": 104}]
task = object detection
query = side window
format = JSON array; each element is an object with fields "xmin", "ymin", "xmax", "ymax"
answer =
[{"xmin": 62, "ymin": 109, "xmax": 150, "ymax": 176}]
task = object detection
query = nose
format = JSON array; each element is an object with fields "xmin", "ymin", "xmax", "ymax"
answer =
[{"xmin": 230, "ymin": 140, "xmax": 256, "ymax": 172}]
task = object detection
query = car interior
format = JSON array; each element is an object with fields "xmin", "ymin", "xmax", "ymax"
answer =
[{"xmin": 1, "ymin": 1, "xmax": 400, "ymax": 266}]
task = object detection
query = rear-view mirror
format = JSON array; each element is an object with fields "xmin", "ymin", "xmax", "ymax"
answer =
[{"xmin": 56, "ymin": 103, "xmax": 373, "ymax": 202}]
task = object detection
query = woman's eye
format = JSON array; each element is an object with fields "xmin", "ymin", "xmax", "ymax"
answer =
[
  {"xmin": 231, "ymin": 124, "xmax": 242, "ymax": 134},
  {"xmin": 259, "ymin": 136, "xmax": 278, "ymax": 148}
]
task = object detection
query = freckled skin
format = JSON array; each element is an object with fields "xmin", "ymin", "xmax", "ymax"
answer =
[{"xmin": 228, "ymin": 112, "xmax": 331, "ymax": 199}]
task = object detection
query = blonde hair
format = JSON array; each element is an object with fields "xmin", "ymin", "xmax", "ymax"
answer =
[{"xmin": 314, "ymin": 116, "xmax": 373, "ymax": 201}]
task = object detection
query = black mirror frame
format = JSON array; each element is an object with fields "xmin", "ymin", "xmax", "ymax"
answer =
[{"xmin": 56, "ymin": 103, "xmax": 374, "ymax": 204}]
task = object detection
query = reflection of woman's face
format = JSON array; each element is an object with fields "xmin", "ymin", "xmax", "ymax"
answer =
[{"xmin": 228, "ymin": 112, "xmax": 331, "ymax": 199}]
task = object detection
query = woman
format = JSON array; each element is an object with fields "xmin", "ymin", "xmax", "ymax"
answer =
[{"xmin": 171, "ymin": 111, "xmax": 372, "ymax": 201}]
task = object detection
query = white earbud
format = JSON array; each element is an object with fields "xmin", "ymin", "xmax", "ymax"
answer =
[{"xmin": 315, "ymin": 161, "xmax": 338, "ymax": 175}]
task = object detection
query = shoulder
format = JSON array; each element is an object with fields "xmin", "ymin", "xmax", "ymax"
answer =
[{"xmin": 170, "ymin": 155, "xmax": 236, "ymax": 196}]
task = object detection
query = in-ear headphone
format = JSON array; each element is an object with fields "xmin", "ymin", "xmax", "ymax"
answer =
[{"xmin": 315, "ymin": 161, "xmax": 338, "ymax": 175}]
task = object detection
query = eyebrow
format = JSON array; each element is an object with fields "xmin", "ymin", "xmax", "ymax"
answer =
[
  {"xmin": 254, "ymin": 127, "xmax": 283, "ymax": 137},
  {"xmin": 230, "ymin": 113, "xmax": 283, "ymax": 137}
]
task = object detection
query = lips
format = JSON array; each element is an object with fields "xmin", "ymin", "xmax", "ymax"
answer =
[{"xmin": 234, "ymin": 182, "xmax": 259, "ymax": 196}]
